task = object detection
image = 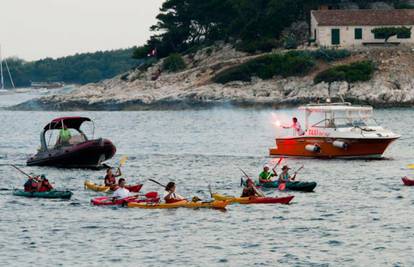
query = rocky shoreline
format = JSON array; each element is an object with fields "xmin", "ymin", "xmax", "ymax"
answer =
[{"xmin": 10, "ymin": 45, "xmax": 414, "ymax": 111}]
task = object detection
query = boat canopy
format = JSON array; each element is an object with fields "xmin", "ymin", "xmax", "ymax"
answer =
[
  {"xmin": 299, "ymin": 103, "xmax": 374, "ymax": 129},
  {"xmin": 44, "ymin": 117, "xmax": 91, "ymax": 131}
]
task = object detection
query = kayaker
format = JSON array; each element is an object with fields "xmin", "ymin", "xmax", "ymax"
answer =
[
  {"xmin": 24, "ymin": 175, "xmax": 41, "ymax": 192},
  {"xmin": 283, "ymin": 117, "xmax": 305, "ymax": 136},
  {"xmin": 241, "ymin": 178, "xmax": 264, "ymax": 197},
  {"xmin": 112, "ymin": 178, "xmax": 132, "ymax": 201},
  {"xmin": 164, "ymin": 182, "xmax": 185, "ymax": 203},
  {"xmin": 38, "ymin": 175, "xmax": 54, "ymax": 192},
  {"xmin": 104, "ymin": 167, "xmax": 122, "ymax": 189},
  {"xmin": 259, "ymin": 165, "xmax": 277, "ymax": 184},
  {"xmin": 278, "ymin": 165, "xmax": 296, "ymax": 183},
  {"xmin": 57, "ymin": 124, "xmax": 72, "ymax": 145}
]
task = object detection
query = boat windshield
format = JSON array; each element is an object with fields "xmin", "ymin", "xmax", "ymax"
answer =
[
  {"xmin": 311, "ymin": 117, "xmax": 378, "ymax": 128},
  {"xmin": 45, "ymin": 121, "xmax": 94, "ymax": 149},
  {"xmin": 306, "ymin": 107, "xmax": 375, "ymax": 129}
]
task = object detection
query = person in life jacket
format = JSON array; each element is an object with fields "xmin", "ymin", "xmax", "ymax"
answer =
[
  {"xmin": 24, "ymin": 175, "xmax": 41, "ymax": 192},
  {"xmin": 241, "ymin": 178, "xmax": 264, "ymax": 198},
  {"xmin": 163, "ymin": 182, "xmax": 185, "ymax": 203},
  {"xmin": 283, "ymin": 117, "xmax": 305, "ymax": 136},
  {"xmin": 104, "ymin": 167, "xmax": 122, "ymax": 190},
  {"xmin": 38, "ymin": 175, "xmax": 53, "ymax": 192},
  {"xmin": 278, "ymin": 165, "xmax": 296, "ymax": 184}
]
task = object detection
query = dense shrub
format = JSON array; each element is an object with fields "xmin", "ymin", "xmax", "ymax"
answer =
[
  {"xmin": 287, "ymin": 48, "xmax": 351, "ymax": 62},
  {"xmin": 213, "ymin": 53, "xmax": 315, "ymax": 84},
  {"xmin": 314, "ymin": 61, "xmax": 375, "ymax": 84},
  {"xmin": 235, "ymin": 38, "xmax": 279, "ymax": 53},
  {"xmin": 162, "ymin": 53, "xmax": 186, "ymax": 72}
]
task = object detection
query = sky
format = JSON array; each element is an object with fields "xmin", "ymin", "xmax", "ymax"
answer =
[{"xmin": 0, "ymin": 0, "xmax": 165, "ymax": 61}]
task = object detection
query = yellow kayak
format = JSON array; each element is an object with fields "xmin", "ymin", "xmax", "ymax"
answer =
[
  {"xmin": 212, "ymin": 193, "xmax": 294, "ymax": 205},
  {"xmin": 127, "ymin": 200, "xmax": 229, "ymax": 209},
  {"xmin": 84, "ymin": 180, "xmax": 143, "ymax": 193}
]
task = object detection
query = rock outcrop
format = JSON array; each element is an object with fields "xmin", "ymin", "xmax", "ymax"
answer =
[{"xmin": 11, "ymin": 44, "xmax": 414, "ymax": 110}]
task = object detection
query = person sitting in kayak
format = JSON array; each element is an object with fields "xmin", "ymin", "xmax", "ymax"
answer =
[
  {"xmin": 57, "ymin": 124, "xmax": 72, "ymax": 145},
  {"xmin": 164, "ymin": 182, "xmax": 185, "ymax": 203},
  {"xmin": 259, "ymin": 165, "xmax": 277, "ymax": 184},
  {"xmin": 283, "ymin": 117, "xmax": 305, "ymax": 136},
  {"xmin": 104, "ymin": 167, "xmax": 122, "ymax": 189},
  {"xmin": 24, "ymin": 175, "xmax": 41, "ymax": 192},
  {"xmin": 112, "ymin": 178, "xmax": 132, "ymax": 201},
  {"xmin": 38, "ymin": 175, "xmax": 54, "ymax": 192},
  {"xmin": 278, "ymin": 165, "xmax": 296, "ymax": 183},
  {"xmin": 241, "ymin": 178, "xmax": 264, "ymax": 197}
]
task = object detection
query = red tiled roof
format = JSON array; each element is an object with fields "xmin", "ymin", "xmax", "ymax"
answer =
[{"xmin": 312, "ymin": 9, "xmax": 414, "ymax": 26}]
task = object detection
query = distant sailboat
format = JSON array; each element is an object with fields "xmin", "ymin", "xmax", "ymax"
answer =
[{"xmin": 0, "ymin": 44, "xmax": 16, "ymax": 92}]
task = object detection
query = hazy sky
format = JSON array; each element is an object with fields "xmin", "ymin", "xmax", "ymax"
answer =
[{"xmin": 1, "ymin": 0, "xmax": 165, "ymax": 61}]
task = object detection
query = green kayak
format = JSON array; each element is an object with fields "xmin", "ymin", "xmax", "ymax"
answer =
[
  {"xmin": 13, "ymin": 189, "xmax": 73, "ymax": 199},
  {"xmin": 242, "ymin": 179, "xmax": 317, "ymax": 192}
]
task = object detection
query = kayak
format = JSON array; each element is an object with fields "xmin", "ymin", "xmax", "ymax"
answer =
[
  {"xmin": 402, "ymin": 176, "xmax": 414, "ymax": 186},
  {"xmin": 242, "ymin": 179, "xmax": 317, "ymax": 192},
  {"xmin": 212, "ymin": 193, "xmax": 294, "ymax": 205},
  {"xmin": 258, "ymin": 181, "xmax": 317, "ymax": 192},
  {"xmin": 127, "ymin": 200, "xmax": 229, "ymax": 209},
  {"xmin": 13, "ymin": 189, "xmax": 73, "ymax": 199},
  {"xmin": 91, "ymin": 196, "xmax": 160, "ymax": 206},
  {"xmin": 84, "ymin": 180, "xmax": 143, "ymax": 193}
]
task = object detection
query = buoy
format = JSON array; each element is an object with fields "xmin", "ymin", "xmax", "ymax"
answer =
[
  {"xmin": 333, "ymin": 140, "xmax": 348, "ymax": 149},
  {"xmin": 305, "ymin": 144, "xmax": 320, "ymax": 153}
]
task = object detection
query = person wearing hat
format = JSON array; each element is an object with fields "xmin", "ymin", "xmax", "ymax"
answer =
[
  {"xmin": 278, "ymin": 165, "xmax": 296, "ymax": 183},
  {"xmin": 241, "ymin": 178, "xmax": 264, "ymax": 197},
  {"xmin": 24, "ymin": 174, "xmax": 41, "ymax": 192},
  {"xmin": 259, "ymin": 165, "xmax": 277, "ymax": 184}
]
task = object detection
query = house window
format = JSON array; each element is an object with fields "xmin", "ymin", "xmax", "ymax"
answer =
[
  {"xmin": 355, "ymin": 28, "xmax": 362, "ymax": 40},
  {"xmin": 397, "ymin": 31, "xmax": 411, "ymax": 39}
]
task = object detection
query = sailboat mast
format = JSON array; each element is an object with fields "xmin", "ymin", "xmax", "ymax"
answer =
[{"xmin": 0, "ymin": 44, "xmax": 4, "ymax": 89}]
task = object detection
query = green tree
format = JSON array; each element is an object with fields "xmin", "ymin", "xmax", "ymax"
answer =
[{"xmin": 371, "ymin": 26, "xmax": 412, "ymax": 43}]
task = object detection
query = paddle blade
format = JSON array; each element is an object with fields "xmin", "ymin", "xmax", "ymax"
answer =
[
  {"xmin": 145, "ymin": 191, "xmax": 158, "ymax": 198},
  {"xmin": 278, "ymin": 183, "xmax": 286, "ymax": 191},
  {"xmin": 119, "ymin": 156, "xmax": 128, "ymax": 167},
  {"xmin": 407, "ymin": 164, "xmax": 414, "ymax": 169}
]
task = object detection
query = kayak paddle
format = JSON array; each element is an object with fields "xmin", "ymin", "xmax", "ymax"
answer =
[
  {"xmin": 148, "ymin": 179, "xmax": 167, "ymax": 188},
  {"xmin": 10, "ymin": 164, "xmax": 33, "ymax": 179},
  {"xmin": 119, "ymin": 156, "xmax": 128, "ymax": 168},
  {"xmin": 278, "ymin": 183, "xmax": 286, "ymax": 191},
  {"xmin": 239, "ymin": 168, "xmax": 265, "ymax": 197}
]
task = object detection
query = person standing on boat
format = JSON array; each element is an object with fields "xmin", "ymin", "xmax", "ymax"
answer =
[
  {"xmin": 283, "ymin": 117, "xmax": 305, "ymax": 136},
  {"xmin": 112, "ymin": 178, "xmax": 132, "ymax": 200},
  {"xmin": 104, "ymin": 167, "xmax": 122, "ymax": 189},
  {"xmin": 164, "ymin": 182, "xmax": 185, "ymax": 203},
  {"xmin": 57, "ymin": 124, "xmax": 72, "ymax": 145},
  {"xmin": 259, "ymin": 165, "xmax": 277, "ymax": 184},
  {"xmin": 278, "ymin": 165, "xmax": 296, "ymax": 183}
]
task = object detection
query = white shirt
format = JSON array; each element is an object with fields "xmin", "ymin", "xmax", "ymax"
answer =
[
  {"xmin": 112, "ymin": 187, "xmax": 132, "ymax": 199},
  {"xmin": 163, "ymin": 191, "xmax": 185, "ymax": 201},
  {"xmin": 293, "ymin": 122, "xmax": 305, "ymax": 136}
]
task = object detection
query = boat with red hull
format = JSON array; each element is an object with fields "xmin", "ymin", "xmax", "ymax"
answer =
[
  {"xmin": 402, "ymin": 177, "xmax": 414, "ymax": 186},
  {"xmin": 269, "ymin": 103, "xmax": 400, "ymax": 158},
  {"xmin": 27, "ymin": 117, "xmax": 116, "ymax": 168}
]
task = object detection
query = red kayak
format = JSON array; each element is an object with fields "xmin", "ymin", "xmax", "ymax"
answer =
[
  {"xmin": 402, "ymin": 176, "xmax": 414, "ymax": 186},
  {"xmin": 91, "ymin": 194, "xmax": 159, "ymax": 206}
]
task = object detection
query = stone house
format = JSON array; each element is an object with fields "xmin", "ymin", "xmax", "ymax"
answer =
[{"xmin": 310, "ymin": 9, "xmax": 414, "ymax": 47}]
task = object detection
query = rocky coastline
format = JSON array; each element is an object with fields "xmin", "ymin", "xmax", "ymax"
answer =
[{"xmin": 10, "ymin": 45, "xmax": 414, "ymax": 111}]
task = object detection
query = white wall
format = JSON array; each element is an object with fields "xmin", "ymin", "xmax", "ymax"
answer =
[{"xmin": 316, "ymin": 25, "xmax": 414, "ymax": 47}]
